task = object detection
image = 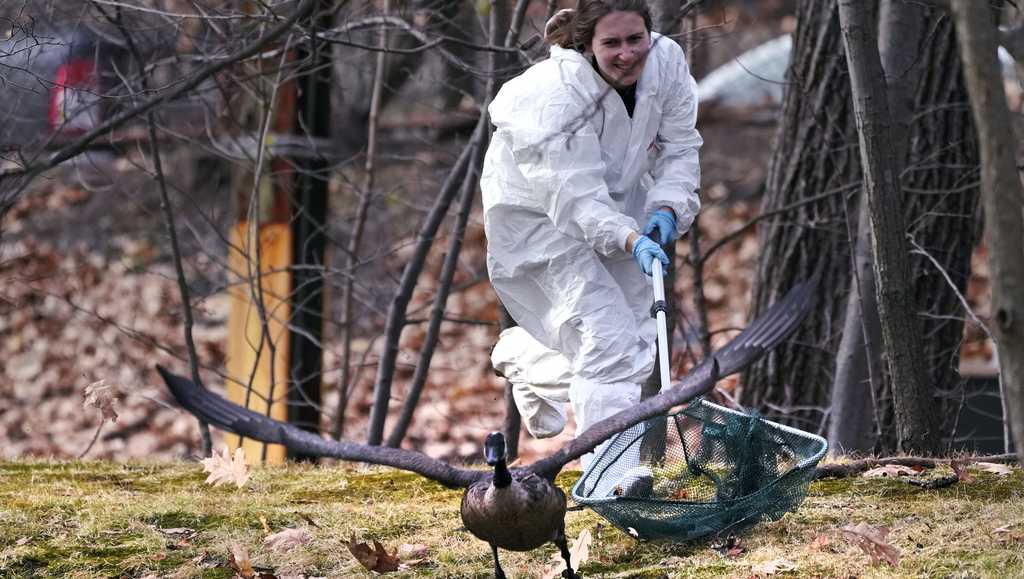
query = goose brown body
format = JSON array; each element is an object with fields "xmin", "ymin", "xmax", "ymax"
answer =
[{"xmin": 460, "ymin": 471, "xmax": 568, "ymax": 551}]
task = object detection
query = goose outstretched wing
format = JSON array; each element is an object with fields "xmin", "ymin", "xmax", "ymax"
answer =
[
  {"xmin": 157, "ymin": 366, "xmax": 486, "ymax": 489},
  {"xmin": 527, "ymin": 276, "xmax": 818, "ymax": 479}
]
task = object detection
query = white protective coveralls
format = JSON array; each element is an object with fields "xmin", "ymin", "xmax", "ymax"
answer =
[{"xmin": 481, "ymin": 33, "xmax": 702, "ymax": 448}]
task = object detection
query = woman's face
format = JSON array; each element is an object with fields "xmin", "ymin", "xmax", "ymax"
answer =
[{"xmin": 589, "ymin": 10, "xmax": 650, "ymax": 89}]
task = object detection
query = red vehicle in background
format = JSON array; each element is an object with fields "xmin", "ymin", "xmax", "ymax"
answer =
[
  {"xmin": 1, "ymin": 25, "xmax": 122, "ymax": 149},
  {"xmin": 49, "ymin": 56, "xmax": 101, "ymax": 135}
]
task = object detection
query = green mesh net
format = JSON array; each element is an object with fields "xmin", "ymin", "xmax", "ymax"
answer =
[{"xmin": 571, "ymin": 398, "xmax": 828, "ymax": 541}]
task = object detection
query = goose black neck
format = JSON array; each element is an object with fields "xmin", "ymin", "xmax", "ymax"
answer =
[{"xmin": 491, "ymin": 459, "xmax": 512, "ymax": 488}]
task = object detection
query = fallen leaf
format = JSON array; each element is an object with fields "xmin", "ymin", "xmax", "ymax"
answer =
[
  {"xmin": 862, "ymin": 465, "xmax": 917, "ymax": 478},
  {"xmin": 83, "ymin": 379, "xmax": 120, "ymax": 422},
  {"xmin": 950, "ymin": 460, "xmax": 975, "ymax": 483},
  {"xmin": 229, "ymin": 544, "xmax": 255, "ymax": 578},
  {"xmin": 750, "ymin": 558, "xmax": 796, "ymax": 575},
  {"xmin": 264, "ymin": 528, "xmax": 311, "ymax": 552},
  {"xmin": 201, "ymin": 447, "xmax": 250, "ymax": 489},
  {"xmin": 976, "ymin": 462, "xmax": 1014, "ymax": 476},
  {"xmin": 397, "ymin": 543, "xmax": 429, "ymax": 565},
  {"xmin": 540, "ymin": 529, "xmax": 592, "ymax": 579},
  {"xmin": 841, "ymin": 522, "xmax": 900, "ymax": 566},
  {"xmin": 346, "ymin": 535, "xmax": 400, "ymax": 573},
  {"xmin": 809, "ymin": 535, "xmax": 830, "ymax": 551},
  {"xmin": 15, "ymin": 537, "xmax": 30, "ymax": 546}
]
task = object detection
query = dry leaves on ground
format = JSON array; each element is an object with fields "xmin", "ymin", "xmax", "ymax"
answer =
[
  {"xmin": 862, "ymin": 465, "xmax": 920, "ymax": 478},
  {"xmin": 264, "ymin": 528, "xmax": 311, "ymax": 552},
  {"xmin": 950, "ymin": 460, "xmax": 975, "ymax": 483},
  {"xmin": 83, "ymin": 379, "xmax": 121, "ymax": 422},
  {"xmin": 229, "ymin": 544, "xmax": 256, "ymax": 578},
  {"xmin": 396, "ymin": 543, "xmax": 430, "ymax": 567},
  {"xmin": 976, "ymin": 462, "xmax": 1014, "ymax": 476},
  {"xmin": 346, "ymin": 535, "xmax": 401, "ymax": 573},
  {"xmin": 809, "ymin": 534, "xmax": 831, "ymax": 551},
  {"xmin": 841, "ymin": 522, "xmax": 900, "ymax": 567},
  {"xmin": 201, "ymin": 447, "xmax": 251, "ymax": 489},
  {"xmin": 540, "ymin": 529, "xmax": 592, "ymax": 579}
]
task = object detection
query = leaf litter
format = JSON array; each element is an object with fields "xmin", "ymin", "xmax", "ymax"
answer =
[
  {"xmin": 200, "ymin": 446, "xmax": 251, "ymax": 489},
  {"xmin": 346, "ymin": 535, "xmax": 401, "ymax": 573},
  {"xmin": 264, "ymin": 528, "xmax": 312, "ymax": 552},
  {"xmin": 841, "ymin": 522, "xmax": 901, "ymax": 567}
]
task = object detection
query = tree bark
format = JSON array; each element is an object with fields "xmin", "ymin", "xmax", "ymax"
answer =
[
  {"xmin": 829, "ymin": 0, "xmax": 937, "ymax": 454},
  {"xmin": 901, "ymin": 10, "xmax": 983, "ymax": 446},
  {"xmin": 829, "ymin": 193, "xmax": 882, "ymax": 453},
  {"xmin": 830, "ymin": 2, "xmax": 984, "ymax": 454},
  {"xmin": 837, "ymin": 0, "xmax": 940, "ymax": 455},
  {"xmin": 951, "ymin": 0, "xmax": 1024, "ymax": 463},
  {"xmin": 829, "ymin": 0, "xmax": 929, "ymax": 454},
  {"xmin": 739, "ymin": 0, "xmax": 860, "ymax": 429}
]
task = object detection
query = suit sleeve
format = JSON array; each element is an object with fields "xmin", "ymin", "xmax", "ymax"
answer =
[{"xmin": 645, "ymin": 45, "xmax": 702, "ymax": 235}]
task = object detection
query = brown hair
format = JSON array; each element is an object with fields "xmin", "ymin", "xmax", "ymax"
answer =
[{"xmin": 544, "ymin": 0, "xmax": 653, "ymax": 52}]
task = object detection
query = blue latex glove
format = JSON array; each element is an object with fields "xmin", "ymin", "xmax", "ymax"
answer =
[
  {"xmin": 643, "ymin": 209, "xmax": 677, "ymax": 245},
  {"xmin": 631, "ymin": 235, "xmax": 670, "ymax": 277}
]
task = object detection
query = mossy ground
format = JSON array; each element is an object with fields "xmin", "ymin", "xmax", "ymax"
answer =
[{"xmin": 1, "ymin": 459, "xmax": 1021, "ymax": 578}]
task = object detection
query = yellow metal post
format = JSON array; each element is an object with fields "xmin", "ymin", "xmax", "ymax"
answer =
[
  {"xmin": 224, "ymin": 18, "xmax": 299, "ymax": 463},
  {"xmin": 225, "ymin": 221, "xmax": 292, "ymax": 464}
]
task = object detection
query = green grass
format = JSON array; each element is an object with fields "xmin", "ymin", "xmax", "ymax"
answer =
[{"xmin": 0, "ymin": 459, "xmax": 1021, "ymax": 578}]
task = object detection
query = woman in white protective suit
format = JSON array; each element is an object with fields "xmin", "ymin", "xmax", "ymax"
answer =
[{"xmin": 481, "ymin": 0, "xmax": 701, "ymax": 463}]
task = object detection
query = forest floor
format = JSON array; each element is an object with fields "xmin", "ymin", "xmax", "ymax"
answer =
[{"xmin": 1, "ymin": 458, "xmax": 1022, "ymax": 578}]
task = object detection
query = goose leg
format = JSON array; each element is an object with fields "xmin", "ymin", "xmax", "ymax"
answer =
[
  {"xmin": 555, "ymin": 526, "xmax": 578, "ymax": 579},
  {"xmin": 490, "ymin": 543, "xmax": 506, "ymax": 579}
]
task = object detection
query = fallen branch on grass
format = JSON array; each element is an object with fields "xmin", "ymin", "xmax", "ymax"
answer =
[{"xmin": 815, "ymin": 454, "xmax": 1018, "ymax": 479}]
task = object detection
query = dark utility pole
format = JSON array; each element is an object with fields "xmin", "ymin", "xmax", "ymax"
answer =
[{"xmin": 287, "ymin": 1, "xmax": 332, "ymax": 459}]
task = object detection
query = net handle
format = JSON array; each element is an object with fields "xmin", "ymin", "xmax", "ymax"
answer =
[{"xmin": 651, "ymin": 259, "xmax": 672, "ymax": 389}]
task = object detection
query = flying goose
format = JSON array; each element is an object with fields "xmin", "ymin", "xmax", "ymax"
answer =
[{"xmin": 158, "ymin": 278, "xmax": 816, "ymax": 577}]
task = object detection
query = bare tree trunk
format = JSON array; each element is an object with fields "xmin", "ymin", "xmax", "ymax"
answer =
[
  {"xmin": 829, "ymin": 195, "xmax": 883, "ymax": 453},
  {"xmin": 739, "ymin": 0, "xmax": 860, "ymax": 430},
  {"xmin": 830, "ymin": 2, "xmax": 984, "ymax": 454},
  {"xmin": 901, "ymin": 11, "xmax": 983, "ymax": 447},
  {"xmin": 951, "ymin": 0, "xmax": 1024, "ymax": 463},
  {"xmin": 829, "ymin": 0, "xmax": 930, "ymax": 454},
  {"xmin": 838, "ymin": 0, "xmax": 940, "ymax": 455}
]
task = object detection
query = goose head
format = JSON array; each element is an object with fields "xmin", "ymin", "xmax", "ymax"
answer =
[
  {"xmin": 483, "ymin": 431, "xmax": 512, "ymax": 488},
  {"xmin": 484, "ymin": 431, "xmax": 506, "ymax": 465}
]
